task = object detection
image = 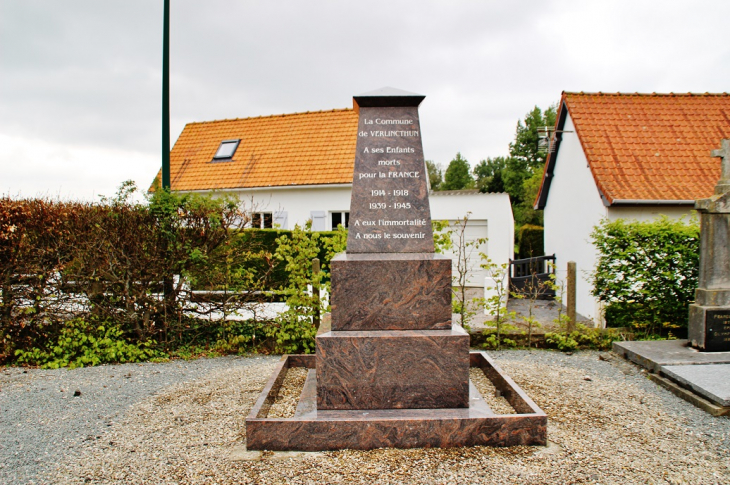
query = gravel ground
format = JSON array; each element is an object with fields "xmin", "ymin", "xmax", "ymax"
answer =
[
  {"xmin": 2, "ymin": 350, "xmax": 729, "ymax": 484},
  {"xmin": 268, "ymin": 367, "xmax": 308, "ymax": 419},
  {"xmin": 469, "ymin": 367, "xmax": 515, "ymax": 415},
  {"xmin": 0, "ymin": 355, "xmax": 279, "ymax": 485}
]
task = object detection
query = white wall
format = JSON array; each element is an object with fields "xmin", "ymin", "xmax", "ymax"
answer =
[
  {"xmin": 543, "ymin": 113, "xmax": 607, "ymax": 323},
  {"xmin": 430, "ymin": 191, "xmax": 514, "ymax": 288},
  {"xmin": 607, "ymin": 205, "xmax": 694, "ymax": 222},
  {"xmin": 222, "ymin": 185, "xmax": 353, "ymax": 230}
]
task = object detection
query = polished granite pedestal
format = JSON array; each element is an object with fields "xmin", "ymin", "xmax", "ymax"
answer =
[
  {"xmin": 246, "ymin": 352, "xmax": 547, "ymax": 451},
  {"xmin": 246, "ymin": 252, "xmax": 547, "ymax": 450},
  {"xmin": 317, "ymin": 327, "xmax": 470, "ymax": 410},
  {"xmin": 330, "ymin": 253, "xmax": 452, "ymax": 331},
  {"xmin": 319, "ymin": 252, "xmax": 469, "ymax": 411}
]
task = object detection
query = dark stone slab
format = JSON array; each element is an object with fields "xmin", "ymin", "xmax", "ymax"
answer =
[
  {"xmin": 330, "ymin": 252, "xmax": 451, "ymax": 331},
  {"xmin": 346, "ymin": 98, "xmax": 434, "ymax": 253},
  {"xmin": 353, "ymin": 87, "xmax": 426, "ymax": 108},
  {"xmin": 689, "ymin": 305, "xmax": 730, "ymax": 352},
  {"xmin": 316, "ymin": 327, "xmax": 470, "ymax": 410},
  {"xmin": 613, "ymin": 339, "xmax": 730, "ymax": 374},
  {"xmin": 246, "ymin": 352, "xmax": 547, "ymax": 451},
  {"xmin": 661, "ymin": 364, "xmax": 730, "ymax": 407}
]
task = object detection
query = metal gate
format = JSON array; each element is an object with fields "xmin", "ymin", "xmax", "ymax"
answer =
[{"xmin": 509, "ymin": 254, "xmax": 556, "ymax": 299}]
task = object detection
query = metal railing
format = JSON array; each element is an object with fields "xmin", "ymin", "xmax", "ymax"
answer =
[{"xmin": 509, "ymin": 254, "xmax": 556, "ymax": 299}]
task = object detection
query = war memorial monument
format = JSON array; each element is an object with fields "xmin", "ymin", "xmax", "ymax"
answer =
[{"xmin": 246, "ymin": 88, "xmax": 546, "ymax": 450}]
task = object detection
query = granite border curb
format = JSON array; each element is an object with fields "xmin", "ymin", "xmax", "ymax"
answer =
[{"xmin": 246, "ymin": 351, "xmax": 547, "ymax": 451}]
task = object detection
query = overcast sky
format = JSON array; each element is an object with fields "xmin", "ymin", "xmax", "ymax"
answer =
[{"xmin": 2, "ymin": 0, "xmax": 730, "ymax": 200}]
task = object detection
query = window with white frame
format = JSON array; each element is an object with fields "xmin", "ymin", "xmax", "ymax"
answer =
[
  {"xmin": 331, "ymin": 211, "xmax": 350, "ymax": 229},
  {"xmin": 251, "ymin": 212, "xmax": 273, "ymax": 229}
]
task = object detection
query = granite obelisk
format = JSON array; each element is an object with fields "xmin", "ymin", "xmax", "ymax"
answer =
[{"xmin": 316, "ymin": 88, "xmax": 470, "ymax": 409}]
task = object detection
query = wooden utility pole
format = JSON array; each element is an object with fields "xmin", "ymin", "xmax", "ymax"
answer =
[{"xmin": 567, "ymin": 261, "xmax": 576, "ymax": 333}]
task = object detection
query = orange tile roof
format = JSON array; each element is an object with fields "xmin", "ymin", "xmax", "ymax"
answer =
[
  {"xmin": 538, "ymin": 92, "xmax": 730, "ymax": 206},
  {"xmin": 151, "ymin": 108, "xmax": 358, "ymax": 191}
]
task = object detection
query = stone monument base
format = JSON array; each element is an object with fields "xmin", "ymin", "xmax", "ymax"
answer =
[
  {"xmin": 688, "ymin": 182, "xmax": 730, "ymax": 353},
  {"xmin": 316, "ymin": 327, "xmax": 470, "ymax": 410},
  {"xmin": 689, "ymin": 301, "xmax": 730, "ymax": 352},
  {"xmin": 330, "ymin": 253, "xmax": 452, "ymax": 331},
  {"xmin": 245, "ymin": 352, "xmax": 547, "ymax": 451}
]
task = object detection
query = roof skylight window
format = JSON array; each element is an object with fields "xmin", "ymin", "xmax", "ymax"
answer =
[{"xmin": 213, "ymin": 139, "xmax": 240, "ymax": 160}]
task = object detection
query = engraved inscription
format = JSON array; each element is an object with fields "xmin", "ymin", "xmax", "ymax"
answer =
[
  {"xmin": 706, "ymin": 310, "xmax": 730, "ymax": 351},
  {"xmin": 347, "ymin": 105, "xmax": 434, "ymax": 253}
]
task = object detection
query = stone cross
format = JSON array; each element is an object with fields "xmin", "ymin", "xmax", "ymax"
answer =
[
  {"xmin": 712, "ymin": 139, "xmax": 730, "ymax": 183},
  {"xmin": 690, "ymin": 138, "xmax": 730, "ymax": 351}
]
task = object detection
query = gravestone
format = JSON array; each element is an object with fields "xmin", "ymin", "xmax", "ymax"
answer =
[
  {"xmin": 316, "ymin": 87, "xmax": 470, "ymax": 409},
  {"xmin": 689, "ymin": 139, "xmax": 730, "ymax": 352}
]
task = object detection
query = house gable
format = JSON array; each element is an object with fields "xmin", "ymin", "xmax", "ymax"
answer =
[
  {"xmin": 542, "ymin": 111, "xmax": 606, "ymax": 321},
  {"xmin": 536, "ymin": 92, "xmax": 730, "ymax": 209}
]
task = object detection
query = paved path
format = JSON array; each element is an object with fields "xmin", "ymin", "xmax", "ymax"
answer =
[{"xmin": 455, "ymin": 291, "xmax": 591, "ymax": 332}]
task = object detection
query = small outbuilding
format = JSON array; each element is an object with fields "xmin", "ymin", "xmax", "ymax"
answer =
[{"xmin": 535, "ymin": 91, "xmax": 730, "ymax": 324}]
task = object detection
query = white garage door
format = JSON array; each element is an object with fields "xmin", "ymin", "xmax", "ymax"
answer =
[{"xmin": 439, "ymin": 219, "xmax": 488, "ymax": 287}]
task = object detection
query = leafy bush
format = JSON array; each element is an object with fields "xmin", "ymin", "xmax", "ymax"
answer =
[
  {"xmin": 1, "ymin": 182, "xmax": 349, "ymax": 365},
  {"xmin": 518, "ymin": 224, "xmax": 544, "ymax": 258},
  {"xmin": 266, "ymin": 224, "xmax": 347, "ymax": 354},
  {"xmin": 590, "ymin": 216, "xmax": 699, "ymax": 336},
  {"xmin": 545, "ymin": 325, "xmax": 622, "ymax": 351},
  {"xmin": 14, "ymin": 318, "xmax": 159, "ymax": 369},
  {"xmin": 481, "ymin": 331, "xmax": 518, "ymax": 350},
  {"xmin": 0, "ymin": 183, "xmax": 275, "ymax": 364}
]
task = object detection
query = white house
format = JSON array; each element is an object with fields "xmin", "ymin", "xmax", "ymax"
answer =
[
  {"xmin": 154, "ymin": 105, "xmax": 514, "ymax": 286},
  {"xmin": 535, "ymin": 91, "xmax": 730, "ymax": 325}
]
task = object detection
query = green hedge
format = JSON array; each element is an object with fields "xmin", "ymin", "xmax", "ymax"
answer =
[
  {"xmin": 188, "ymin": 229, "xmax": 343, "ymax": 291},
  {"xmin": 518, "ymin": 224, "xmax": 544, "ymax": 258},
  {"xmin": 590, "ymin": 216, "xmax": 699, "ymax": 336},
  {"xmin": 0, "ymin": 185, "xmax": 347, "ymax": 366}
]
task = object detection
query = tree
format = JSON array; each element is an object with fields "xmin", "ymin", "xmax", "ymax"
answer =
[
  {"xmin": 474, "ymin": 157, "xmax": 507, "ymax": 193},
  {"xmin": 503, "ymin": 105, "xmax": 557, "ymax": 230},
  {"xmin": 509, "ymin": 106, "xmax": 557, "ymax": 170},
  {"xmin": 426, "ymin": 160, "xmax": 443, "ymax": 191},
  {"xmin": 441, "ymin": 152, "xmax": 474, "ymax": 190}
]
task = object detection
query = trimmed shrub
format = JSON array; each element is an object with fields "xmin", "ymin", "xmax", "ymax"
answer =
[
  {"xmin": 0, "ymin": 184, "xmax": 349, "ymax": 365},
  {"xmin": 0, "ymin": 184, "xmax": 273, "ymax": 364},
  {"xmin": 518, "ymin": 224, "xmax": 544, "ymax": 258},
  {"xmin": 590, "ymin": 216, "xmax": 699, "ymax": 336}
]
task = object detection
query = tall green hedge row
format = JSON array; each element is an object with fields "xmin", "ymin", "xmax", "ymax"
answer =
[{"xmin": 0, "ymin": 185, "xmax": 343, "ymax": 366}]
